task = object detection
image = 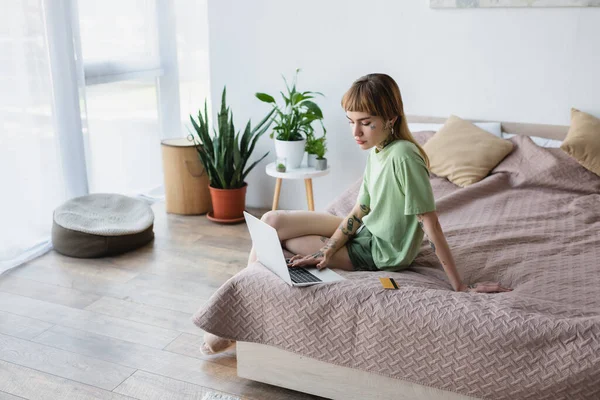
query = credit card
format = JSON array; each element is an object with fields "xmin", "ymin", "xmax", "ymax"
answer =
[{"xmin": 379, "ymin": 277, "xmax": 399, "ymax": 290}]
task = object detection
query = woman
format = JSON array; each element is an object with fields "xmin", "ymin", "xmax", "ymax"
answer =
[{"xmin": 202, "ymin": 73, "xmax": 512, "ymax": 354}]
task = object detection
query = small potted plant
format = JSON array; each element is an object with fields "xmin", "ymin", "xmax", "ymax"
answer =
[
  {"xmin": 189, "ymin": 87, "xmax": 275, "ymax": 223},
  {"xmin": 305, "ymin": 132, "xmax": 327, "ymax": 168},
  {"xmin": 312, "ymin": 135, "xmax": 328, "ymax": 170},
  {"xmin": 276, "ymin": 157, "xmax": 287, "ymax": 173},
  {"xmin": 255, "ymin": 68, "xmax": 326, "ymax": 169}
]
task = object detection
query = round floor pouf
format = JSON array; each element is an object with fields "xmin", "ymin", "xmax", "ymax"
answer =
[{"xmin": 52, "ymin": 193, "xmax": 155, "ymax": 258}]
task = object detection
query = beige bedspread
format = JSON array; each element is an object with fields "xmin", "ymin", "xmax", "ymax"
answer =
[{"xmin": 193, "ymin": 134, "xmax": 600, "ymax": 400}]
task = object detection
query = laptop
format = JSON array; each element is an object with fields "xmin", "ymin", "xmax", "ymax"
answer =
[{"xmin": 243, "ymin": 211, "xmax": 345, "ymax": 287}]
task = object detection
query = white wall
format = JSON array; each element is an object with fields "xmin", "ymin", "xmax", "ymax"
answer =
[{"xmin": 206, "ymin": 0, "xmax": 600, "ymax": 211}]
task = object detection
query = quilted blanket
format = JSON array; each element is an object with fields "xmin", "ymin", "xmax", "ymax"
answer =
[{"xmin": 193, "ymin": 134, "xmax": 600, "ymax": 400}]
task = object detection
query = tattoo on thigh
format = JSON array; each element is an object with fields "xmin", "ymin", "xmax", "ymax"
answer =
[{"xmin": 360, "ymin": 204, "xmax": 371, "ymax": 214}]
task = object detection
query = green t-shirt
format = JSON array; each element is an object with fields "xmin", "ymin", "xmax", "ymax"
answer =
[{"xmin": 358, "ymin": 140, "xmax": 436, "ymax": 271}]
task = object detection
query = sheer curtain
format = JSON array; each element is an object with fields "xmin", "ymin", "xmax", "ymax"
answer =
[
  {"xmin": 79, "ymin": 0, "xmax": 164, "ymax": 195},
  {"xmin": 0, "ymin": 1, "xmax": 67, "ymax": 273},
  {"xmin": 0, "ymin": 0, "xmax": 211, "ymax": 274}
]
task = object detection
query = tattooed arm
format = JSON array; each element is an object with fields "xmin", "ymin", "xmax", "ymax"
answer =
[
  {"xmin": 321, "ymin": 202, "xmax": 371, "ymax": 256},
  {"xmin": 288, "ymin": 202, "xmax": 371, "ymax": 270},
  {"xmin": 416, "ymin": 211, "xmax": 464, "ymax": 291}
]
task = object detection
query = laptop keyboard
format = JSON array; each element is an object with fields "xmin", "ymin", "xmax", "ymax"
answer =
[{"xmin": 288, "ymin": 267, "xmax": 322, "ymax": 284}]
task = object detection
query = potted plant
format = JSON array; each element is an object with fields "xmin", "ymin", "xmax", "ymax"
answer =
[
  {"xmin": 255, "ymin": 68, "xmax": 326, "ymax": 169},
  {"xmin": 305, "ymin": 132, "xmax": 327, "ymax": 168},
  {"xmin": 276, "ymin": 158, "xmax": 287, "ymax": 173},
  {"xmin": 189, "ymin": 87, "xmax": 275, "ymax": 223},
  {"xmin": 311, "ymin": 135, "xmax": 328, "ymax": 170}
]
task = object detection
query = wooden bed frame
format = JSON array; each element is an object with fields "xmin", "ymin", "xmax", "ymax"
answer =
[{"xmin": 236, "ymin": 116, "xmax": 570, "ymax": 400}]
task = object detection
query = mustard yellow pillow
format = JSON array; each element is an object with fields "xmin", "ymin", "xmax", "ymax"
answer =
[
  {"xmin": 560, "ymin": 108, "xmax": 600, "ymax": 177},
  {"xmin": 423, "ymin": 115, "xmax": 514, "ymax": 187}
]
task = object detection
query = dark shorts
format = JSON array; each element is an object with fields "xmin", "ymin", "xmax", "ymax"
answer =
[{"xmin": 346, "ymin": 225, "xmax": 379, "ymax": 271}]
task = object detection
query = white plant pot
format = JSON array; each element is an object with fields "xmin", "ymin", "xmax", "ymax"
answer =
[
  {"xmin": 307, "ymin": 154, "xmax": 318, "ymax": 168},
  {"xmin": 274, "ymin": 138, "xmax": 306, "ymax": 169}
]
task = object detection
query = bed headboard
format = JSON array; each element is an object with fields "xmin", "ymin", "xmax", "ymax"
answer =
[{"xmin": 407, "ymin": 115, "xmax": 569, "ymax": 141}]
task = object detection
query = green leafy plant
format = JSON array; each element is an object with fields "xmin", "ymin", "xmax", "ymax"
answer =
[
  {"xmin": 305, "ymin": 133, "xmax": 327, "ymax": 159},
  {"xmin": 189, "ymin": 87, "xmax": 275, "ymax": 189},
  {"xmin": 255, "ymin": 68, "xmax": 326, "ymax": 141},
  {"xmin": 276, "ymin": 163, "xmax": 286, "ymax": 172}
]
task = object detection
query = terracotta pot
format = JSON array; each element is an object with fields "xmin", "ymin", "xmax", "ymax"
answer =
[{"xmin": 208, "ymin": 183, "xmax": 248, "ymax": 220}]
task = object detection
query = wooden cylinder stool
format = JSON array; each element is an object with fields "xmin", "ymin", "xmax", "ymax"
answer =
[{"xmin": 161, "ymin": 138, "xmax": 212, "ymax": 215}]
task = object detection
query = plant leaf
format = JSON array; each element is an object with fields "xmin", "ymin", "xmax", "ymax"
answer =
[
  {"xmin": 255, "ymin": 92, "xmax": 275, "ymax": 103},
  {"xmin": 301, "ymin": 100, "xmax": 323, "ymax": 119},
  {"xmin": 303, "ymin": 90, "xmax": 324, "ymax": 97},
  {"xmin": 251, "ymin": 107, "xmax": 276, "ymax": 134},
  {"xmin": 242, "ymin": 151, "xmax": 269, "ymax": 181},
  {"xmin": 189, "ymin": 113, "xmax": 213, "ymax": 156},
  {"xmin": 282, "ymin": 74, "xmax": 292, "ymax": 94},
  {"xmin": 279, "ymin": 91, "xmax": 289, "ymax": 107}
]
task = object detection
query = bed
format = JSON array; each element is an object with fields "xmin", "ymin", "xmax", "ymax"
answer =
[{"xmin": 193, "ymin": 117, "xmax": 600, "ymax": 400}]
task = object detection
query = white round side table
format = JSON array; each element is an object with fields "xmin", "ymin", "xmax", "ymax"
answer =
[{"xmin": 265, "ymin": 162, "xmax": 331, "ymax": 211}]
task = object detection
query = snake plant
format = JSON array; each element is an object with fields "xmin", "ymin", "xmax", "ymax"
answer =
[{"xmin": 188, "ymin": 87, "xmax": 275, "ymax": 189}]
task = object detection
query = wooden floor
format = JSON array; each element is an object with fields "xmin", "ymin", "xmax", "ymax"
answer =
[{"xmin": 0, "ymin": 202, "xmax": 325, "ymax": 400}]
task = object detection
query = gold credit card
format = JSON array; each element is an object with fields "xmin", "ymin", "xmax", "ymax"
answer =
[{"xmin": 379, "ymin": 277, "xmax": 399, "ymax": 290}]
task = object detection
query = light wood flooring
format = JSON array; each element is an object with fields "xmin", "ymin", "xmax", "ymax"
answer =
[{"xmin": 0, "ymin": 202, "xmax": 325, "ymax": 400}]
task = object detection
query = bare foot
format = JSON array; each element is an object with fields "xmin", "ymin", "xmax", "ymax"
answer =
[{"xmin": 201, "ymin": 332, "xmax": 236, "ymax": 355}]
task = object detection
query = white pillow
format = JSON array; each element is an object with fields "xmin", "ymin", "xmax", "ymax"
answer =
[
  {"xmin": 502, "ymin": 133, "xmax": 562, "ymax": 148},
  {"xmin": 409, "ymin": 122, "xmax": 502, "ymax": 138}
]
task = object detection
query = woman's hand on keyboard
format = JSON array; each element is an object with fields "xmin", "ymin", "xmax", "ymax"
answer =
[{"xmin": 287, "ymin": 249, "xmax": 331, "ymax": 270}]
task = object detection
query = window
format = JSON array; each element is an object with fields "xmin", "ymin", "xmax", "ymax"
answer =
[{"xmin": 0, "ymin": 0, "xmax": 210, "ymax": 272}]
